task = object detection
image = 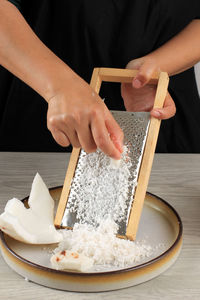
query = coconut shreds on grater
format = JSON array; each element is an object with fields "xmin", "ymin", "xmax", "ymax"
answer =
[
  {"xmin": 65, "ymin": 145, "xmax": 135, "ymax": 227},
  {"xmin": 61, "ymin": 111, "xmax": 150, "ymax": 236}
]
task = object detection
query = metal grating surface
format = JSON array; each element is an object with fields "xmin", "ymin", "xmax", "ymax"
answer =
[{"xmin": 61, "ymin": 111, "xmax": 150, "ymax": 236}]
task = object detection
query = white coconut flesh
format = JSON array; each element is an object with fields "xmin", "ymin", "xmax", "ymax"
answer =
[{"xmin": 0, "ymin": 173, "xmax": 63, "ymax": 244}]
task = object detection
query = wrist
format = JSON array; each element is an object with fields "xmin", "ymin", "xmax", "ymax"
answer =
[{"xmin": 39, "ymin": 62, "xmax": 77, "ymax": 103}]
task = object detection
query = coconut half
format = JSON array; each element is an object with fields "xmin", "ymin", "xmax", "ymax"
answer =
[{"xmin": 0, "ymin": 173, "xmax": 63, "ymax": 244}]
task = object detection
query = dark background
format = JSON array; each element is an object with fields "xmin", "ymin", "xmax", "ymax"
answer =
[{"xmin": 1, "ymin": 0, "xmax": 200, "ymax": 153}]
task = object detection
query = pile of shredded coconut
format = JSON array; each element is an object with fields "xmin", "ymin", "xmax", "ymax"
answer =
[{"xmin": 55, "ymin": 219, "xmax": 153, "ymax": 268}]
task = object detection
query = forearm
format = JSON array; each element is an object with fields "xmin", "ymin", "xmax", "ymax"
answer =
[
  {"xmin": 0, "ymin": 0, "xmax": 76, "ymax": 101},
  {"xmin": 146, "ymin": 19, "xmax": 200, "ymax": 76},
  {"xmin": 0, "ymin": 1, "xmax": 123, "ymax": 158}
]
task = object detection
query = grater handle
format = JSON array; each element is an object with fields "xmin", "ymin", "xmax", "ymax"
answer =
[
  {"xmin": 153, "ymin": 71, "xmax": 169, "ymax": 109},
  {"xmin": 98, "ymin": 68, "xmax": 159, "ymax": 84},
  {"xmin": 126, "ymin": 71, "xmax": 169, "ymax": 240}
]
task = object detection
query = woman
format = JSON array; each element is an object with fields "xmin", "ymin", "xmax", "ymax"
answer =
[{"xmin": 0, "ymin": 0, "xmax": 200, "ymax": 157}]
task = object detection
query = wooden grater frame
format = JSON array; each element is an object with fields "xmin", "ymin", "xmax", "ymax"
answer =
[{"xmin": 54, "ymin": 68, "xmax": 169, "ymax": 240}]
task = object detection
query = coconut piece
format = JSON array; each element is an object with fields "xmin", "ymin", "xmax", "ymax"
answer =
[
  {"xmin": 50, "ymin": 250, "xmax": 94, "ymax": 272},
  {"xmin": 0, "ymin": 173, "xmax": 63, "ymax": 244},
  {"xmin": 109, "ymin": 157, "xmax": 121, "ymax": 169}
]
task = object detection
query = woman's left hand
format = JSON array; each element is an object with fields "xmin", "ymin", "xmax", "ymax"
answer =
[{"xmin": 121, "ymin": 57, "xmax": 176, "ymax": 119}]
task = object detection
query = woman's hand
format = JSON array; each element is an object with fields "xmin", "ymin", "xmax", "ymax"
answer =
[
  {"xmin": 121, "ymin": 57, "xmax": 176, "ymax": 119},
  {"xmin": 0, "ymin": 1, "xmax": 123, "ymax": 158},
  {"xmin": 47, "ymin": 72, "xmax": 123, "ymax": 159}
]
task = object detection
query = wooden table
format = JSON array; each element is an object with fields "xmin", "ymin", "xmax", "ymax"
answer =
[{"xmin": 0, "ymin": 152, "xmax": 199, "ymax": 300}]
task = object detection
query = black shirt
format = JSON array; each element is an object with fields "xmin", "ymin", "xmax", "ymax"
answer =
[{"xmin": 1, "ymin": 0, "xmax": 200, "ymax": 152}]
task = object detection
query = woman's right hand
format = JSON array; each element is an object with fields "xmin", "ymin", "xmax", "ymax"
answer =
[
  {"xmin": 0, "ymin": 0, "xmax": 123, "ymax": 159},
  {"xmin": 47, "ymin": 72, "xmax": 123, "ymax": 159}
]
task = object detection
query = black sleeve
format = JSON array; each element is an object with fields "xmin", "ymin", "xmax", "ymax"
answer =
[{"xmin": 151, "ymin": 0, "xmax": 200, "ymax": 49}]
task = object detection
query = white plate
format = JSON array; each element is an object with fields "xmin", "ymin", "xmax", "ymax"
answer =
[{"xmin": 0, "ymin": 187, "xmax": 182, "ymax": 292}]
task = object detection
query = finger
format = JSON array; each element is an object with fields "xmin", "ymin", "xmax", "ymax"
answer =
[
  {"xmin": 48, "ymin": 115, "xmax": 81, "ymax": 148},
  {"xmin": 105, "ymin": 115, "xmax": 124, "ymax": 154},
  {"xmin": 76, "ymin": 122, "xmax": 97, "ymax": 153},
  {"xmin": 126, "ymin": 58, "xmax": 158, "ymax": 89},
  {"xmin": 150, "ymin": 93, "xmax": 176, "ymax": 120},
  {"xmin": 90, "ymin": 115, "xmax": 122, "ymax": 160},
  {"xmin": 126, "ymin": 58, "xmax": 143, "ymax": 71},
  {"xmin": 61, "ymin": 125, "xmax": 81, "ymax": 148},
  {"xmin": 133, "ymin": 61, "xmax": 157, "ymax": 88},
  {"xmin": 50, "ymin": 128, "xmax": 71, "ymax": 147}
]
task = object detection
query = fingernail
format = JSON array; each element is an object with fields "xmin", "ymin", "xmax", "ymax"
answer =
[
  {"xmin": 110, "ymin": 135, "xmax": 123, "ymax": 153},
  {"xmin": 152, "ymin": 110, "xmax": 161, "ymax": 118},
  {"xmin": 112, "ymin": 141, "xmax": 123, "ymax": 154},
  {"xmin": 116, "ymin": 143, "xmax": 123, "ymax": 153},
  {"xmin": 133, "ymin": 78, "xmax": 142, "ymax": 88}
]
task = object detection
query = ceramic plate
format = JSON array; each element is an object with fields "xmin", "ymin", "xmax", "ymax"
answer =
[{"xmin": 0, "ymin": 187, "xmax": 182, "ymax": 292}]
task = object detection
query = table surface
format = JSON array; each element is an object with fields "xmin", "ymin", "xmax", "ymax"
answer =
[{"xmin": 0, "ymin": 152, "xmax": 199, "ymax": 300}]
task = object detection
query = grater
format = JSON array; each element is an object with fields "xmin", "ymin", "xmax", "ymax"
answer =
[{"xmin": 54, "ymin": 68, "xmax": 169, "ymax": 240}]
